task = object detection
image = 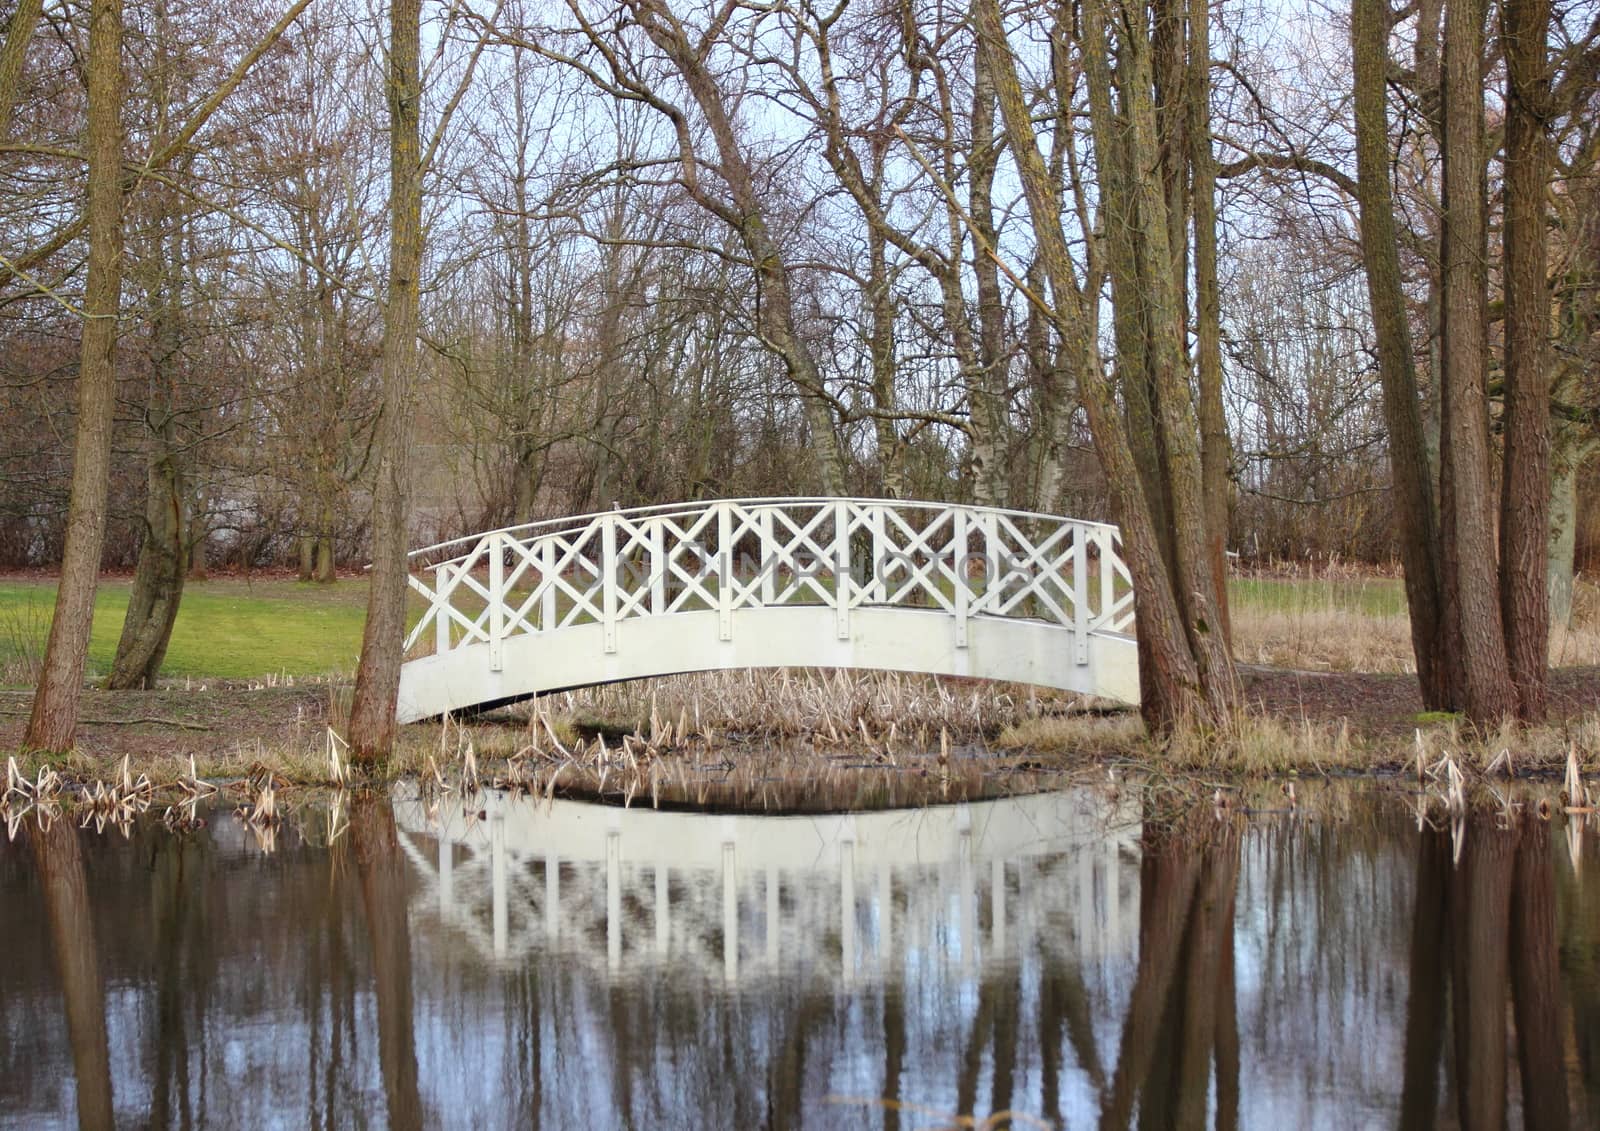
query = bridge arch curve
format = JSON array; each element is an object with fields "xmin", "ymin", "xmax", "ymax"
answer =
[{"xmin": 397, "ymin": 497, "xmax": 1138, "ymax": 723}]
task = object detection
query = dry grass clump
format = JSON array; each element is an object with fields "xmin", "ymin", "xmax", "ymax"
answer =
[
  {"xmin": 1229, "ymin": 572, "xmax": 1599, "ymax": 672},
  {"xmin": 1000, "ymin": 708, "xmax": 1370, "ymax": 773},
  {"xmin": 1230, "ymin": 606, "xmax": 1415, "ymax": 673},
  {"xmin": 549, "ymin": 668, "xmax": 1042, "ymax": 749},
  {"xmin": 1550, "ymin": 577, "xmax": 1600, "ymax": 667}
]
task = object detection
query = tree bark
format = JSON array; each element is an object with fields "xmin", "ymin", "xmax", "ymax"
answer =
[
  {"xmin": 1547, "ymin": 437, "xmax": 1593, "ymax": 628},
  {"xmin": 1497, "ymin": 0, "xmax": 1554, "ymax": 721},
  {"xmin": 106, "ymin": 435, "xmax": 187, "ymax": 688},
  {"xmin": 1084, "ymin": 0, "xmax": 1235, "ymax": 720},
  {"xmin": 974, "ymin": 0, "xmax": 1235, "ymax": 729},
  {"xmin": 628, "ymin": 0, "xmax": 847, "ymax": 495},
  {"xmin": 1439, "ymin": 0, "xmax": 1516, "ymax": 722},
  {"xmin": 0, "ymin": 0, "xmax": 44, "ymax": 138},
  {"xmin": 1351, "ymin": 0, "xmax": 1452, "ymax": 710},
  {"xmin": 346, "ymin": 0, "xmax": 421, "ymax": 763},
  {"xmin": 24, "ymin": 0, "xmax": 124, "ymax": 752},
  {"xmin": 1188, "ymin": 0, "xmax": 1232, "ymax": 645},
  {"xmin": 967, "ymin": 43, "xmax": 1009, "ymax": 507},
  {"xmin": 109, "ymin": 202, "xmax": 190, "ymax": 690}
]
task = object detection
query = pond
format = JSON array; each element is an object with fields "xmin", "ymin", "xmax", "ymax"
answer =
[{"xmin": 1, "ymin": 784, "xmax": 1597, "ymax": 1128}]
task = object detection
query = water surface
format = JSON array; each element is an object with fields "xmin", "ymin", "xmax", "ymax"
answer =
[{"xmin": 2, "ymin": 785, "xmax": 1597, "ymax": 1128}]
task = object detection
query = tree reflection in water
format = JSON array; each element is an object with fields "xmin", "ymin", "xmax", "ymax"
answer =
[
  {"xmin": 1, "ymin": 789, "xmax": 1599, "ymax": 1128},
  {"xmin": 352, "ymin": 795, "xmax": 424, "ymax": 1131},
  {"xmin": 30, "ymin": 816, "xmax": 114, "ymax": 1131},
  {"xmin": 1402, "ymin": 817, "xmax": 1571, "ymax": 1131},
  {"xmin": 1100, "ymin": 821, "xmax": 1240, "ymax": 1131}
]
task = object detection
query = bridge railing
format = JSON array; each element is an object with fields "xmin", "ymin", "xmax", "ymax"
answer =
[{"xmin": 403, "ymin": 498, "xmax": 1134, "ymax": 666}]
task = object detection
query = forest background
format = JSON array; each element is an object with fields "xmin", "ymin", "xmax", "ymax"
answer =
[{"xmin": 0, "ymin": 0, "xmax": 1595, "ymax": 754}]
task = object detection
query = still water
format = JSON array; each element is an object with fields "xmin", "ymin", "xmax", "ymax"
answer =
[{"xmin": 1, "ymin": 785, "xmax": 1597, "ymax": 1129}]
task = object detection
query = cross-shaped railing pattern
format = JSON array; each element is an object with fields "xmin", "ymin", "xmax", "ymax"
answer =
[{"xmin": 403, "ymin": 498, "xmax": 1135, "ymax": 669}]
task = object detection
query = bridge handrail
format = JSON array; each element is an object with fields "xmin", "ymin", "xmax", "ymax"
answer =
[
  {"xmin": 406, "ymin": 496, "xmax": 1124, "ymax": 568},
  {"xmin": 402, "ymin": 497, "xmax": 1135, "ymax": 659}
]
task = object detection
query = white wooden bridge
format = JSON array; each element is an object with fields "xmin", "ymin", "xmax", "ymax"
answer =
[{"xmin": 397, "ymin": 497, "xmax": 1138, "ymax": 723}]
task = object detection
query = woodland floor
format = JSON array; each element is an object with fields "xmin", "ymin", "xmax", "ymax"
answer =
[
  {"xmin": 4, "ymin": 664, "xmax": 1598, "ymax": 765},
  {"xmin": 1239, "ymin": 663, "xmax": 1600, "ymax": 737}
]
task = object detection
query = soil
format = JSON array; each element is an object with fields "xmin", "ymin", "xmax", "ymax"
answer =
[
  {"xmin": 2, "ymin": 665, "xmax": 1597, "ymax": 763},
  {"xmin": 1240, "ymin": 663, "xmax": 1600, "ymax": 735},
  {"xmin": 0, "ymin": 683, "xmax": 334, "ymax": 761}
]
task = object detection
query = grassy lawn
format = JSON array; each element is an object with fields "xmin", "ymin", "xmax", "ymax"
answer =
[
  {"xmin": 0, "ymin": 569, "xmax": 1578, "ymax": 686},
  {"xmin": 0, "ymin": 577, "xmax": 375, "ymax": 683},
  {"xmin": 1227, "ymin": 574, "xmax": 1409, "ymax": 619}
]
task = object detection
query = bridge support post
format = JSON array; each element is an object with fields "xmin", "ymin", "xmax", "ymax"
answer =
[
  {"xmin": 434, "ymin": 564, "xmax": 451, "ymax": 655},
  {"xmin": 717, "ymin": 504, "xmax": 733, "ymax": 641},
  {"xmin": 602, "ymin": 519, "xmax": 618, "ymax": 654},
  {"xmin": 954, "ymin": 509, "xmax": 969, "ymax": 648},
  {"xmin": 834, "ymin": 500, "xmax": 850, "ymax": 640},
  {"xmin": 541, "ymin": 539, "xmax": 557, "ymax": 631},
  {"xmin": 1074, "ymin": 526, "xmax": 1089, "ymax": 665},
  {"xmin": 489, "ymin": 533, "xmax": 504, "ymax": 672}
]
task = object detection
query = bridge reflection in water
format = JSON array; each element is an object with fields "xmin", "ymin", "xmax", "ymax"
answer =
[
  {"xmin": 5, "ymin": 790, "xmax": 1594, "ymax": 1127},
  {"xmin": 391, "ymin": 788, "xmax": 1140, "ymax": 986}
]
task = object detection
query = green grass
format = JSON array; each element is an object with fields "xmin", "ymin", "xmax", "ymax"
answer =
[
  {"xmin": 0, "ymin": 570, "xmax": 1416, "ymax": 687},
  {"xmin": 0, "ymin": 578, "xmax": 376, "ymax": 683},
  {"xmin": 1227, "ymin": 574, "xmax": 1408, "ymax": 619}
]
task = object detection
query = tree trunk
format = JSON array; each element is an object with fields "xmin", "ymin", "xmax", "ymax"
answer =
[
  {"xmin": 1188, "ymin": 0, "xmax": 1232, "ymax": 645},
  {"xmin": 967, "ymin": 45, "xmax": 1009, "ymax": 507},
  {"xmin": 1497, "ymin": 0, "xmax": 1553, "ymax": 721},
  {"xmin": 346, "ymin": 0, "xmax": 421, "ymax": 764},
  {"xmin": 1351, "ymin": 0, "xmax": 1452, "ymax": 710},
  {"xmin": 1548, "ymin": 437, "xmax": 1592, "ymax": 628},
  {"xmin": 186, "ymin": 492, "xmax": 208, "ymax": 580},
  {"xmin": 1088, "ymin": 0, "xmax": 1235, "ymax": 715},
  {"xmin": 0, "ymin": 0, "xmax": 44, "ymax": 138},
  {"xmin": 1439, "ymin": 0, "xmax": 1516, "ymax": 723},
  {"xmin": 974, "ymin": 0, "xmax": 1234, "ymax": 729},
  {"xmin": 865, "ymin": 224, "xmax": 904, "ymax": 498},
  {"xmin": 24, "ymin": 0, "xmax": 124, "ymax": 753},
  {"xmin": 628, "ymin": 0, "xmax": 847, "ymax": 495},
  {"xmin": 110, "ymin": 205, "xmax": 189, "ymax": 691},
  {"xmin": 106, "ymin": 437, "xmax": 187, "ymax": 689}
]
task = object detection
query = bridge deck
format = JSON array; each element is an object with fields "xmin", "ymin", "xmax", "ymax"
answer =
[{"xmin": 397, "ymin": 497, "xmax": 1138, "ymax": 722}]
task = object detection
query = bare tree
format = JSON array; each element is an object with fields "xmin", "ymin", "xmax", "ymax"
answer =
[
  {"xmin": 974, "ymin": 0, "xmax": 1237, "ymax": 728},
  {"xmin": 347, "ymin": 0, "xmax": 424, "ymax": 763},
  {"xmin": 24, "ymin": 0, "xmax": 126, "ymax": 751}
]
